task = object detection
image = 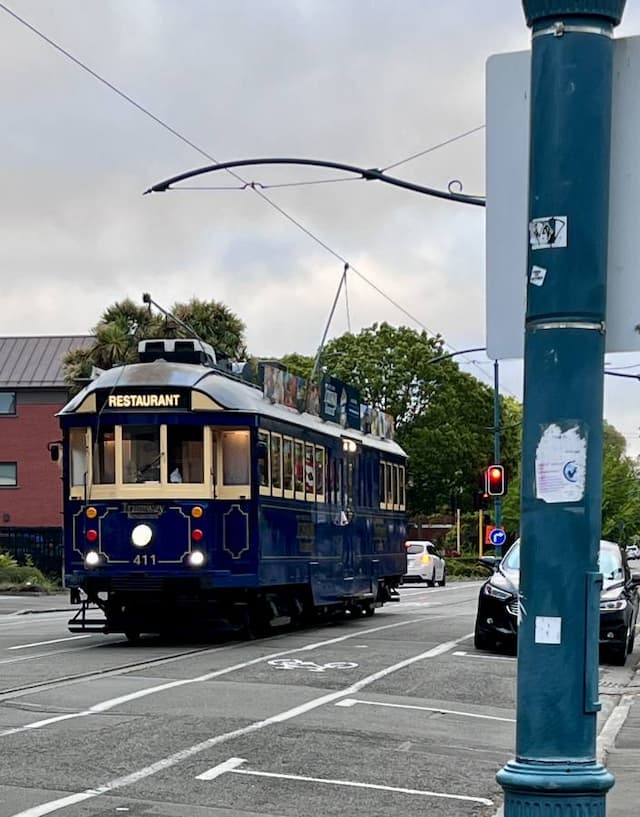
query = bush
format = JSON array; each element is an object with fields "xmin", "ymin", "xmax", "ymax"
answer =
[
  {"xmin": 446, "ymin": 557, "xmax": 494, "ymax": 580},
  {"xmin": 0, "ymin": 551, "xmax": 56, "ymax": 592}
]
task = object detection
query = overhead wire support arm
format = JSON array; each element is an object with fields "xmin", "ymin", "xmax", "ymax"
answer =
[{"xmin": 144, "ymin": 157, "xmax": 486, "ymax": 208}]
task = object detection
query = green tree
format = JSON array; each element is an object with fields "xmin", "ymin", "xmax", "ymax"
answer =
[
  {"xmin": 320, "ymin": 323, "xmax": 453, "ymax": 427},
  {"xmin": 64, "ymin": 297, "xmax": 247, "ymax": 389},
  {"xmin": 299, "ymin": 322, "xmax": 521, "ymax": 516},
  {"xmin": 601, "ymin": 422, "xmax": 640, "ymax": 542}
]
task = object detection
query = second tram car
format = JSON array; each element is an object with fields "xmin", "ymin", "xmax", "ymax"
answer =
[{"xmin": 59, "ymin": 339, "xmax": 407, "ymax": 639}]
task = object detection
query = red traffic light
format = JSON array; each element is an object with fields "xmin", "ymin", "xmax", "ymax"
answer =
[{"xmin": 486, "ymin": 464, "xmax": 505, "ymax": 496}]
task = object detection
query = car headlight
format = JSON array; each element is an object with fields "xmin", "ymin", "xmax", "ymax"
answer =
[
  {"xmin": 483, "ymin": 582, "xmax": 512, "ymax": 601},
  {"xmin": 600, "ymin": 598, "xmax": 627, "ymax": 611}
]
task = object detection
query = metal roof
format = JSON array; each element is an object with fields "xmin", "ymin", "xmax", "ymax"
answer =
[
  {"xmin": 0, "ymin": 336, "xmax": 93, "ymax": 388},
  {"xmin": 61, "ymin": 359, "xmax": 407, "ymax": 456}
]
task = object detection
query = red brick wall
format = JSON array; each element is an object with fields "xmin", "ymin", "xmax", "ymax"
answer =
[{"xmin": 0, "ymin": 403, "xmax": 63, "ymax": 527}]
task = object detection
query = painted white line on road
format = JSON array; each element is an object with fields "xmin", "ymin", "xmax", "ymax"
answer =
[
  {"xmin": 195, "ymin": 757, "xmax": 493, "ymax": 806},
  {"xmin": 5, "ymin": 631, "xmax": 473, "ymax": 817},
  {"xmin": 453, "ymin": 650, "xmax": 516, "ymax": 662},
  {"xmin": 336, "ymin": 697, "xmax": 515, "ymax": 722},
  {"xmin": 0, "ymin": 615, "xmax": 430, "ymax": 737},
  {"xmin": 195, "ymin": 757, "xmax": 246, "ymax": 780},
  {"xmin": 399, "ymin": 583, "xmax": 482, "ymax": 596},
  {"xmin": 8, "ymin": 635, "xmax": 92, "ymax": 651},
  {"xmin": 0, "ymin": 644, "xmax": 106, "ymax": 667}
]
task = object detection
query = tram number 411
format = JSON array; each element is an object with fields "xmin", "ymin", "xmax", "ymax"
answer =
[{"xmin": 132, "ymin": 554, "xmax": 157, "ymax": 565}]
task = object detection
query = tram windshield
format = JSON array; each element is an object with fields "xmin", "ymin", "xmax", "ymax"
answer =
[{"xmin": 72, "ymin": 423, "xmax": 251, "ymax": 500}]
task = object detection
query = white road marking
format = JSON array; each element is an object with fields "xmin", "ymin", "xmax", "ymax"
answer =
[
  {"xmin": 195, "ymin": 757, "xmax": 246, "ymax": 780},
  {"xmin": 196, "ymin": 757, "xmax": 493, "ymax": 806},
  {"xmin": 336, "ymin": 698, "xmax": 515, "ymax": 722},
  {"xmin": 399, "ymin": 583, "xmax": 481, "ymax": 596},
  {"xmin": 8, "ymin": 635, "xmax": 92, "ymax": 651},
  {"xmin": 5, "ymin": 631, "xmax": 473, "ymax": 817},
  {"xmin": 453, "ymin": 650, "xmax": 516, "ymax": 662},
  {"xmin": 0, "ymin": 615, "xmax": 430, "ymax": 737},
  {"xmin": 0, "ymin": 644, "xmax": 107, "ymax": 667}
]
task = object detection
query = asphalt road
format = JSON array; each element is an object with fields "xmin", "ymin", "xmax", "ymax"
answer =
[{"xmin": 0, "ymin": 583, "xmax": 636, "ymax": 817}]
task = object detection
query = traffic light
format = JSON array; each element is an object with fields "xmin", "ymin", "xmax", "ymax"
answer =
[
  {"xmin": 485, "ymin": 464, "xmax": 505, "ymax": 496},
  {"xmin": 473, "ymin": 490, "xmax": 490, "ymax": 511}
]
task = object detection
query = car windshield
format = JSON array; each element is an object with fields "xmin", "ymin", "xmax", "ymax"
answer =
[
  {"xmin": 599, "ymin": 543, "xmax": 624, "ymax": 581},
  {"xmin": 502, "ymin": 541, "xmax": 520, "ymax": 571},
  {"xmin": 406, "ymin": 544, "xmax": 425, "ymax": 554},
  {"xmin": 501, "ymin": 539, "xmax": 624, "ymax": 580}
]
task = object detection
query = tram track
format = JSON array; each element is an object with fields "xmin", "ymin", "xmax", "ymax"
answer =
[
  {"xmin": 0, "ymin": 586, "xmax": 481, "ymax": 703},
  {"xmin": 0, "ymin": 642, "xmax": 224, "ymax": 701}
]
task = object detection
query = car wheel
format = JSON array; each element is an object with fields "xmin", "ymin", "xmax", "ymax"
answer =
[
  {"xmin": 425, "ymin": 573, "xmax": 435, "ymax": 587},
  {"xmin": 474, "ymin": 626, "xmax": 495, "ymax": 651},
  {"xmin": 608, "ymin": 625, "xmax": 631, "ymax": 666},
  {"xmin": 439, "ymin": 569, "xmax": 447, "ymax": 587}
]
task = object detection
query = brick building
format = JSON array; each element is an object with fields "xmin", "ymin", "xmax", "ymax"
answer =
[{"xmin": 0, "ymin": 336, "xmax": 91, "ymax": 546}]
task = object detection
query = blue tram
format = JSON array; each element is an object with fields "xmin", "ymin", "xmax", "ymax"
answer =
[{"xmin": 58, "ymin": 339, "xmax": 407, "ymax": 639}]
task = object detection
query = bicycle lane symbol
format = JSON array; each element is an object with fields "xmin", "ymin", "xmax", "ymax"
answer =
[{"xmin": 268, "ymin": 658, "xmax": 359, "ymax": 673}]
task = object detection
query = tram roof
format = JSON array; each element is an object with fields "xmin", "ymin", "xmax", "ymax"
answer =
[{"xmin": 60, "ymin": 360, "xmax": 407, "ymax": 456}]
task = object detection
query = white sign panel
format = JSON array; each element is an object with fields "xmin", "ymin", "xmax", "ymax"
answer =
[{"xmin": 486, "ymin": 37, "xmax": 640, "ymax": 359}]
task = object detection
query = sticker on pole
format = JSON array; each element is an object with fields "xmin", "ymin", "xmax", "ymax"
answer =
[
  {"xmin": 535, "ymin": 423, "xmax": 587, "ymax": 503},
  {"xmin": 529, "ymin": 216, "xmax": 568, "ymax": 249}
]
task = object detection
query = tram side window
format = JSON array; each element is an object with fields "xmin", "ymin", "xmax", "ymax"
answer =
[
  {"xmin": 294, "ymin": 440, "xmax": 304, "ymax": 495},
  {"xmin": 283, "ymin": 437, "xmax": 294, "ymax": 494},
  {"xmin": 123, "ymin": 425, "xmax": 161, "ymax": 484},
  {"xmin": 399, "ymin": 465, "xmax": 406, "ymax": 510},
  {"xmin": 167, "ymin": 426, "xmax": 204, "ymax": 484},
  {"xmin": 258, "ymin": 431, "xmax": 270, "ymax": 490},
  {"xmin": 271, "ymin": 433, "xmax": 283, "ymax": 493},
  {"xmin": 379, "ymin": 462, "xmax": 386, "ymax": 508},
  {"xmin": 385, "ymin": 462, "xmax": 394, "ymax": 506},
  {"xmin": 69, "ymin": 427, "xmax": 88, "ymax": 488},
  {"xmin": 92, "ymin": 426, "xmax": 115, "ymax": 484},
  {"xmin": 221, "ymin": 430, "xmax": 249, "ymax": 485},
  {"xmin": 315, "ymin": 447, "xmax": 325, "ymax": 501},
  {"xmin": 304, "ymin": 443, "xmax": 315, "ymax": 499}
]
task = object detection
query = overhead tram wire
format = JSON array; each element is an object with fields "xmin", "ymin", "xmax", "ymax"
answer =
[
  {"xmin": 0, "ymin": 1, "xmax": 509, "ymax": 394},
  {"xmin": 381, "ymin": 124, "xmax": 486, "ymax": 173}
]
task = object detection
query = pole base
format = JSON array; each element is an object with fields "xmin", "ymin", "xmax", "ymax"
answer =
[{"xmin": 497, "ymin": 759, "xmax": 614, "ymax": 816}]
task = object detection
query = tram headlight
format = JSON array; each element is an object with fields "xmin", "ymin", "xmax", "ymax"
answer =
[
  {"xmin": 131, "ymin": 524, "xmax": 153, "ymax": 548},
  {"xmin": 85, "ymin": 550, "xmax": 101, "ymax": 568},
  {"xmin": 188, "ymin": 550, "xmax": 205, "ymax": 567}
]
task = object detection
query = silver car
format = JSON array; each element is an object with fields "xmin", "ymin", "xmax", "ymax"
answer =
[{"xmin": 403, "ymin": 541, "xmax": 447, "ymax": 586}]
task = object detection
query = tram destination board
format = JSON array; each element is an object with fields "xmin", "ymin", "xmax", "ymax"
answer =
[{"xmin": 95, "ymin": 388, "xmax": 191, "ymax": 411}]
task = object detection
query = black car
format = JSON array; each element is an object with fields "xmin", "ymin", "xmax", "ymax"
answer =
[{"xmin": 474, "ymin": 539, "xmax": 640, "ymax": 665}]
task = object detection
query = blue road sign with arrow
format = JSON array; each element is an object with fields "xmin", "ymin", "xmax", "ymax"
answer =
[{"xmin": 489, "ymin": 527, "xmax": 507, "ymax": 547}]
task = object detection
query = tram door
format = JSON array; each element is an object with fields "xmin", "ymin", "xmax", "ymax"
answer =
[{"xmin": 341, "ymin": 454, "xmax": 356, "ymax": 592}]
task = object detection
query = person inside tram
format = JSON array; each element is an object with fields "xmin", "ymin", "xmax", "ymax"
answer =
[{"xmin": 170, "ymin": 466, "xmax": 183, "ymax": 483}]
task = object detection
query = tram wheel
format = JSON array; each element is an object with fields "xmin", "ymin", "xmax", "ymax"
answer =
[{"xmin": 124, "ymin": 630, "xmax": 141, "ymax": 643}]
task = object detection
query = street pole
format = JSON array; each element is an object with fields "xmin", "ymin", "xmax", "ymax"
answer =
[
  {"xmin": 493, "ymin": 359, "xmax": 502, "ymax": 558},
  {"xmin": 497, "ymin": 2, "xmax": 624, "ymax": 814}
]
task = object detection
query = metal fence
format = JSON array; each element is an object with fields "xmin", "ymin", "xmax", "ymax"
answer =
[{"xmin": 0, "ymin": 527, "xmax": 63, "ymax": 578}]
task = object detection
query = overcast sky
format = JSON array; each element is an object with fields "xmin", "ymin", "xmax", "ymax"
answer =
[{"xmin": 3, "ymin": 1, "xmax": 640, "ymax": 454}]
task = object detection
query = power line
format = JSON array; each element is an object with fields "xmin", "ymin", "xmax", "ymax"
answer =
[
  {"xmin": 381, "ymin": 124, "xmax": 486, "ymax": 172},
  {"xmin": 0, "ymin": 2, "xmax": 506, "ymax": 394}
]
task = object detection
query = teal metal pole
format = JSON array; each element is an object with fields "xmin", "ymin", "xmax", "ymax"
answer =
[
  {"xmin": 497, "ymin": 2, "xmax": 625, "ymax": 814},
  {"xmin": 493, "ymin": 360, "xmax": 502, "ymax": 557}
]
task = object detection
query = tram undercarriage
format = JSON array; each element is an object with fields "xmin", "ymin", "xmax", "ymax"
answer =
[{"xmin": 68, "ymin": 578, "xmax": 400, "ymax": 641}]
